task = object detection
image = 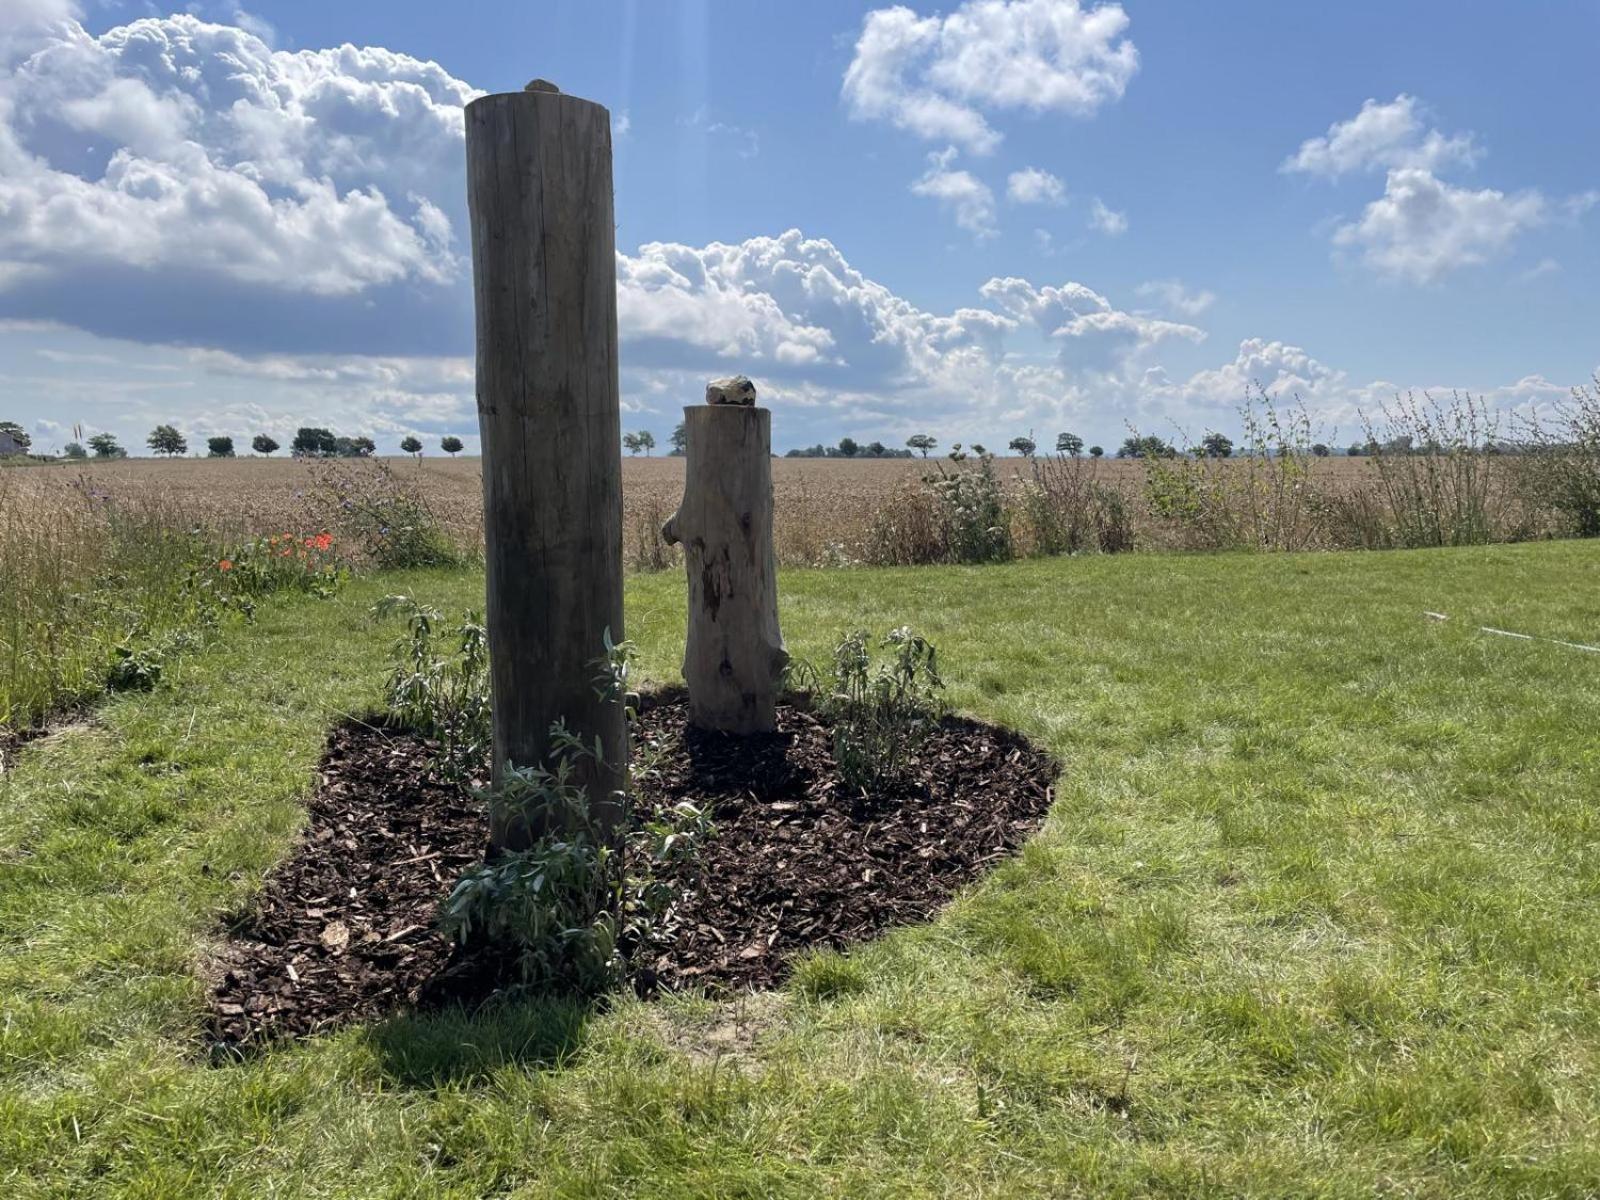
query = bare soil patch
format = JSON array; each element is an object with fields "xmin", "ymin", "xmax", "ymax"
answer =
[{"xmin": 205, "ymin": 693, "xmax": 1057, "ymax": 1050}]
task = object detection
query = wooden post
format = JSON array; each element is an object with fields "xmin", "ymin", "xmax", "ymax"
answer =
[
  {"xmin": 466, "ymin": 81, "xmax": 625, "ymax": 850},
  {"xmin": 663, "ymin": 378, "xmax": 788, "ymax": 733}
]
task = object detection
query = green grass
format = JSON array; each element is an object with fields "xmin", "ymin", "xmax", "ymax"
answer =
[{"xmin": 3, "ymin": 542, "xmax": 1600, "ymax": 1196}]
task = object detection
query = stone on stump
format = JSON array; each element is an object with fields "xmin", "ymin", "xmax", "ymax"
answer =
[{"xmin": 663, "ymin": 385, "xmax": 787, "ymax": 733}]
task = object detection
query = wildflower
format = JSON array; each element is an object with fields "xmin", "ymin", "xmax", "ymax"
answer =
[
  {"xmin": 218, "ymin": 559, "xmax": 233, "ymax": 571},
  {"xmin": 313, "ymin": 532, "xmax": 333, "ymax": 551}
]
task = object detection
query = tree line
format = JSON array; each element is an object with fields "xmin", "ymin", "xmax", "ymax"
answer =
[{"xmin": 4, "ymin": 424, "xmax": 470, "ymax": 460}]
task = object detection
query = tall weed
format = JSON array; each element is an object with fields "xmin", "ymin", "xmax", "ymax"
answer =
[{"xmin": 1514, "ymin": 376, "xmax": 1600, "ymax": 537}]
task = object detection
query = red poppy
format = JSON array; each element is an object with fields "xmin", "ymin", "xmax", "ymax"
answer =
[{"xmin": 218, "ymin": 559, "xmax": 233, "ymax": 571}]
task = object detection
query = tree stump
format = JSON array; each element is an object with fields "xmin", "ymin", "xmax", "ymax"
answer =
[
  {"xmin": 663, "ymin": 383, "xmax": 787, "ymax": 733},
  {"xmin": 465, "ymin": 83, "xmax": 625, "ymax": 850}
]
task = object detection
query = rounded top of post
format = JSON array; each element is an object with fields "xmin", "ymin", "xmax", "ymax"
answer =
[
  {"xmin": 524, "ymin": 78, "xmax": 561, "ymax": 93},
  {"xmin": 705, "ymin": 375, "xmax": 757, "ymax": 406}
]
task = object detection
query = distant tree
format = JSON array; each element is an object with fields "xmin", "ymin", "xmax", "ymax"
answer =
[
  {"xmin": 1089, "ymin": 445, "xmax": 1104, "ymax": 458},
  {"xmin": 252, "ymin": 434, "xmax": 279, "ymax": 456},
  {"xmin": 441, "ymin": 435, "xmax": 464, "ymax": 457},
  {"xmin": 837, "ymin": 436, "xmax": 860, "ymax": 457},
  {"xmin": 863, "ymin": 441, "xmax": 885, "ymax": 457},
  {"xmin": 1056, "ymin": 431, "xmax": 1084, "ymax": 456},
  {"xmin": 1008, "ymin": 435, "xmax": 1037, "ymax": 457},
  {"xmin": 623, "ymin": 430, "xmax": 656, "ymax": 455},
  {"xmin": 971, "ymin": 443, "xmax": 988, "ymax": 458},
  {"xmin": 333, "ymin": 436, "xmax": 375, "ymax": 458},
  {"xmin": 669, "ymin": 422, "xmax": 688, "ymax": 456},
  {"xmin": 0, "ymin": 421, "xmax": 31, "ymax": 452},
  {"xmin": 1117, "ymin": 434, "xmax": 1175, "ymax": 459},
  {"xmin": 88, "ymin": 432, "xmax": 124, "ymax": 458},
  {"xmin": 292, "ymin": 427, "xmax": 336, "ymax": 457},
  {"xmin": 906, "ymin": 433, "xmax": 937, "ymax": 457},
  {"xmin": 206, "ymin": 436, "xmax": 235, "ymax": 458},
  {"xmin": 1346, "ymin": 443, "xmax": 1365, "ymax": 457},
  {"xmin": 947, "ymin": 442, "xmax": 968, "ymax": 462},
  {"xmin": 1200, "ymin": 432, "xmax": 1233, "ymax": 459},
  {"xmin": 400, "ymin": 435, "xmax": 423, "ymax": 458},
  {"xmin": 148, "ymin": 424, "xmax": 186, "ymax": 457},
  {"xmin": 63, "ymin": 441, "xmax": 87, "ymax": 459},
  {"xmin": 1311, "ymin": 443, "xmax": 1331, "ymax": 457}
]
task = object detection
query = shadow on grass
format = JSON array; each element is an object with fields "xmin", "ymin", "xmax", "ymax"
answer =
[{"xmin": 362, "ymin": 992, "xmax": 593, "ymax": 1088}]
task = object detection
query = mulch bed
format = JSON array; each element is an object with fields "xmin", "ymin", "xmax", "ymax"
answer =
[{"xmin": 205, "ymin": 692, "xmax": 1057, "ymax": 1050}]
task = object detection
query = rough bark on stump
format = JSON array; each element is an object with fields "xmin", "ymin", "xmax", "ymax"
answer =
[
  {"xmin": 465, "ymin": 85, "xmax": 625, "ymax": 850},
  {"xmin": 663, "ymin": 404, "xmax": 787, "ymax": 733}
]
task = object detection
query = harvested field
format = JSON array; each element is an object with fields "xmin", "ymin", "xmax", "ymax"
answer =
[{"xmin": 4, "ymin": 452, "xmax": 1395, "ymax": 565}]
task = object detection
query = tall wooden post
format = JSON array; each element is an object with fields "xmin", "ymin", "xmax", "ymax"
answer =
[
  {"xmin": 663, "ymin": 377, "xmax": 788, "ymax": 734},
  {"xmin": 466, "ymin": 80, "xmax": 625, "ymax": 850}
]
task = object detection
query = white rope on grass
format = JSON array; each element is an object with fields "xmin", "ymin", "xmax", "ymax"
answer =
[{"xmin": 1424, "ymin": 611, "xmax": 1600, "ymax": 654}]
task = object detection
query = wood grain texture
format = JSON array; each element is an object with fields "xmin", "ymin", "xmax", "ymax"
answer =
[
  {"xmin": 663, "ymin": 405, "xmax": 788, "ymax": 733},
  {"xmin": 465, "ymin": 89, "xmax": 625, "ymax": 849}
]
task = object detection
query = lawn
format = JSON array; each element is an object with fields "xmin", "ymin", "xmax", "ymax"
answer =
[{"xmin": 3, "ymin": 541, "xmax": 1599, "ymax": 1197}]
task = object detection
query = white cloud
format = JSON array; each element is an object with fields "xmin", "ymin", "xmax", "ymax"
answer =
[
  {"xmin": 1136, "ymin": 279, "xmax": 1215, "ymax": 317},
  {"xmin": 1007, "ymin": 166, "xmax": 1065, "ymax": 205},
  {"xmin": 0, "ymin": 12, "xmax": 475, "ymax": 346},
  {"xmin": 1286, "ymin": 96, "xmax": 1563, "ymax": 284},
  {"xmin": 1332, "ymin": 168, "xmax": 1545, "ymax": 284},
  {"xmin": 910, "ymin": 147, "xmax": 997, "ymax": 238},
  {"xmin": 981, "ymin": 274, "xmax": 1203, "ymax": 365},
  {"xmin": 1282, "ymin": 95, "xmax": 1479, "ymax": 179},
  {"xmin": 1088, "ymin": 197, "xmax": 1126, "ymax": 235},
  {"xmin": 842, "ymin": 0, "xmax": 1137, "ymax": 154}
]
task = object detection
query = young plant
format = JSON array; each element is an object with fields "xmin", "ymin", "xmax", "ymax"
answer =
[
  {"xmin": 437, "ymin": 634, "xmax": 711, "ymax": 995},
  {"xmin": 797, "ymin": 627, "xmax": 946, "ymax": 795},
  {"xmin": 373, "ymin": 594, "xmax": 491, "ymax": 781}
]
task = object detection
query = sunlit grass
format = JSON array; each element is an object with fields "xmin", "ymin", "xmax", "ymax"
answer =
[{"xmin": 2, "ymin": 542, "xmax": 1599, "ymax": 1195}]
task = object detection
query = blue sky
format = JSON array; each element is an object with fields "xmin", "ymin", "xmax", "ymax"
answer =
[{"xmin": 1, "ymin": 0, "xmax": 1596, "ymax": 455}]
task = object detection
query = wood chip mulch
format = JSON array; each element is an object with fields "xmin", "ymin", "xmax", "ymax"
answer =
[{"xmin": 204, "ymin": 693, "xmax": 1057, "ymax": 1050}]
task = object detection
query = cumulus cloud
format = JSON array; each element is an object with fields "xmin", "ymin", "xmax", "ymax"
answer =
[
  {"xmin": 1006, "ymin": 166, "xmax": 1065, "ymax": 205},
  {"xmin": 1088, "ymin": 197, "xmax": 1126, "ymax": 235},
  {"xmin": 1332, "ymin": 168, "xmax": 1545, "ymax": 284},
  {"xmin": 0, "ymin": 12, "xmax": 475, "ymax": 348},
  {"xmin": 842, "ymin": 0, "xmax": 1137, "ymax": 154},
  {"xmin": 910, "ymin": 147, "xmax": 997, "ymax": 237},
  {"xmin": 1284, "ymin": 95, "xmax": 1574, "ymax": 284},
  {"xmin": 1282, "ymin": 95, "xmax": 1479, "ymax": 178}
]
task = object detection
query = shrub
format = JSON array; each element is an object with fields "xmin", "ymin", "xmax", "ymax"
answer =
[
  {"xmin": 374, "ymin": 595, "xmax": 491, "ymax": 781},
  {"xmin": 1142, "ymin": 452, "xmax": 1244, "ymax": 551},
  {"xmin": 1016, "ymin": 452, "xmax": 1135, "ymax": 556},
  {"xmin": 436, "ymin": 637, "xmax": 711, "ymax": 996},
  {"xmin": 1232, "ymin": 390, "xmax": 1327, "ymax": 552},
  {"xmin": 1139, "ymin": 390, "xmax": 1331, "ymax": 552},
  {"xmin": 302, "ymin": 458, "xmax": 462, "ymax": 568},
  {"xmin": 1514, "ymin": 377, "xmax": 1600, "ymax": 538},
  {"xmin": 1360, "ymin": 392, "xmax": 1506, "ymax": 547},
  {"xmin": 798, "ymin": 627, "xmax": 946, "ymax": 795},
  {"xmin": 926, "ymin": 455, "xmax": 1011, "ymax": 563},
  {"xmin": 863, "ymin": 479, "xmax": 948, "ymax": 566}
]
